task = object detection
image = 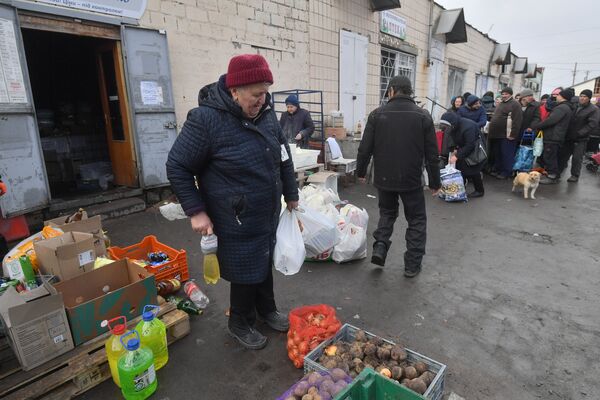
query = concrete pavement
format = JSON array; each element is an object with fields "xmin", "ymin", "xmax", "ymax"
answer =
[{"xmin": 79, "ymin": 171, "xmax": 600, "ymax": 400}]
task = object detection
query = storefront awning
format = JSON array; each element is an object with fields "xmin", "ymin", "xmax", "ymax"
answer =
[
  {"xmin": 434, "ymin": 8, "xmax": 467, "ymax": 44},
  {"xmin": 492, "ymin": 43, "xmax": 511, "ymax": 65},
  {"xmin": 513, "ymin": 57, "xmax": 528, "ymax": 74},
  {"xmin": 526, "ymin": 64, "xmax": 538, "ymax": 78},
  {"xmin": 370, "ymin": 0, "xmax": 401, "ymax": 12}
]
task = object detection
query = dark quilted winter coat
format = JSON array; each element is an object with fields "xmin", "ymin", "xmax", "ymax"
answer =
[{"xmin": 166, "ymin": 76, "xmax": 298, "ymax": 284}]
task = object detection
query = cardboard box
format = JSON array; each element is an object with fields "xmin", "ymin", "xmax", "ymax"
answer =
[
  {"xmin": 307, "ymin": 171, "xmax": 339, "ymax": 195},
  {"xmin": 325, "ymin": 127, "xmax": 347, "ymax": 140},
  {"xmin": 53, "ymin": 259, "xmax": 157, "ymax": 346},
  {"xmin": 45, "ymin": 215, "xmax": 106, "ymax": 257},
  {"xmin": 34, "ymin": 232, "xmax": 96, "ymax": 282},
  {"xmin": 0, "ymin": 282, "xmax": 74, "ymax": 370}
]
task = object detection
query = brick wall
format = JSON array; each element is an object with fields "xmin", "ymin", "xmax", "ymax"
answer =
[{"xmin": 139, "ymin": 0, "xmax": 311, "ymax": 124}]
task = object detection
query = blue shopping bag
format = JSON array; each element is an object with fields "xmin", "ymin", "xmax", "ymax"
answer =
[{"xmin": 513, "ymin": 132, "xmax": 534, "ymax": 172}]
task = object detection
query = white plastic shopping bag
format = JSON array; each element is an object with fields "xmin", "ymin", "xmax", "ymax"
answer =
[
  {"xmin": 296, "ymin": 206, "xmax": 339, "ymax": 258},
  {"xmin": 274, "ymin": 210, "xmax": 306, "ymax": 275},
  {"xmin": 332, "ymin": 223, "xmax": 367, "ymax": 263},
  {"xmin": 339, "ymin": 204, "xmax": 369, "ymax": 229}
]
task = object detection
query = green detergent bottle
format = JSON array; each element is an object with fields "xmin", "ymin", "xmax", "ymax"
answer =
[
  {"xmin": 135, "ymin": 305, "xmax": 168, "ymax": 370},
  {"xmin": 118, "ymin": 331, "xmax": 158, "ymax": 400}
]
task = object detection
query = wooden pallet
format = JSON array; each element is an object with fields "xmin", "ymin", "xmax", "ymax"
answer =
[{"xmin": 0, "ymin": 301, "xmax": 190, "ymax": 399}]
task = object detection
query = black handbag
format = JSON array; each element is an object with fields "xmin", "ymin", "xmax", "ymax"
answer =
[{"xmin": 465, "ymin": 135, "xmax": 488, "ymax": 166}]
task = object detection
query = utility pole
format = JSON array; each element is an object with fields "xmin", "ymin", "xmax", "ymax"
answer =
[{"xmin": 572, "ymin": 62, "xmax": 578, "ymax": 86}]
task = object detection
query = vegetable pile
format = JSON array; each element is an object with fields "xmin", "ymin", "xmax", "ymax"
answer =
[
  {"xmin": 278, "ymin": 369, "xmax": 351, "ymax": 400},
  {"xmin": 287, "ymin": 305, "xmax": 342, "ymax": 368},
  {"xmin": 316, "ymin": 330, "xmax": 435, "ymax": 395}
]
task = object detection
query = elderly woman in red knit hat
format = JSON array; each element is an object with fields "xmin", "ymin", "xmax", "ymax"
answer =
[{"xmin": 167, "ymin": 54, "xmax": 299, "ymax": 350}]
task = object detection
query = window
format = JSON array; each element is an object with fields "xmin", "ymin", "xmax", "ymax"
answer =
[
  {"xmin": 594, "ymin": 78, "xmax": 600, "ymax": 95},
  {"xmin": 380, "ymin": 48, "xmax": 416, "ymax": 101},
  {"xmin": 447, "ymin": 67, "xmax": 465, "ymax": 105}
]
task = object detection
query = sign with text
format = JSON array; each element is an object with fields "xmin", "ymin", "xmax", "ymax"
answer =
[
  {"xmin": 380, "ymin": 10, "xmax": 406, "ymax": 41},
  {"xmin": 30, "ymin": 0, "xmax": 147, "ymax": 20}
]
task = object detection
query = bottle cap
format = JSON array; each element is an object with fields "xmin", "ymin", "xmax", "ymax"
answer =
[
  {"xmin": 125, "ymin": 337, "xmax": 140, "ymax": 351},
  {"xmin": 142, "ymin": 304, "xmax": 159, "ymax": 322},
  {"xmin": 107, "ymin": 315, "xmax": 127, "ymax": 335}
]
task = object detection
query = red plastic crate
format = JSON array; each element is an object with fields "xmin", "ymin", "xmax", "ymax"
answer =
[{"xmin": 107, "ymin": 235, "xmax": 189, "ymax": 283}]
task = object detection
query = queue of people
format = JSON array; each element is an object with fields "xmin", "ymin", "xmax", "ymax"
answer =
[{"xmin": 447, "ymin": 86, "xmax": 600, "ymax": 185}]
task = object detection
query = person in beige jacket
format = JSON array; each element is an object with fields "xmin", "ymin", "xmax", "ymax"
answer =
[{"xmin": 487, "ymin": 87, "xmax": 523, "ymax": 179}]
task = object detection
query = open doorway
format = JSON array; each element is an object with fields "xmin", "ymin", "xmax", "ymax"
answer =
[{"xmin": 21, "ymin": 28, "xmax": 137, "ymax": 199}]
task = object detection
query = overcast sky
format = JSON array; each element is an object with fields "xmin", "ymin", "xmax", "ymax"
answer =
[{"xmin": 435, "ymin": 0, "xmax": 600, "ymax": 94}]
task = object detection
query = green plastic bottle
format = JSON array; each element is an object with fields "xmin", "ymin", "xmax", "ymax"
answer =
[
  {"xmin": 118, "ymin": 331, "xmax": 157, "ymax": 400},
  {"xmin": 135, "ymin": 305, "xmax": 168, "ymax": 370}
]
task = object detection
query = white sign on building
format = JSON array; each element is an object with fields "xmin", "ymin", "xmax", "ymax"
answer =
[
  {"xmin": 380, "ymin": 11, "xmax": 406, "ymax": 41},
  {"xmin": 27, "ymin": 0, "xmax": 147, "ymax": 20}
]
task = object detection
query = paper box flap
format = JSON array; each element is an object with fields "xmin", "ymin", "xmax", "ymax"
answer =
[
  {"xmin": 307, "ymin": 171, "xmax": 338, "ymax": 183},
  {"xmin": 45, "ymin": 215, "xmax": 102, "ymax": 235},
  {"xmin": 0, "ymin": 281, "xmax": 57, "ymax": 328}
]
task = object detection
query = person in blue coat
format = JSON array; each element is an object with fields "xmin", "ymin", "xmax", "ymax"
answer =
[
  {"xmin": 166, "ymin": 54, "xmax": 299, "ymax": 350},
  {"xmin": 279, "ymin": 95, "xmax": 315, "ymax": 148},
  {"xmin": 439, "ymin": 112, "xmax": 486, "ymax": 198},
  {"xmin": 457, "ymin": 95, "xmax": 487, "ymax": 129}
]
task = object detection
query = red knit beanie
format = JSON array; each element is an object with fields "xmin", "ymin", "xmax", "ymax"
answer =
[{"xmin": 226, "ymin": 54, "xmax": 274, "ymax": 88}]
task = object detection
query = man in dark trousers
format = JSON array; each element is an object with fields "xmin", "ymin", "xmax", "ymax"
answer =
[
  {"xmin": 488, "ymin": 87, "xmax": 523, "ymax": 179},
  {"xmin": 279, "ymin": 94, "xmax": 315, "ymax": 148},
  {"xmin": 532, "ymin": 88, "xmax": 575, "ymax": 184},
  {"xmin": 559, "ymin": 89, "xmax": 599, "ymax": 182},
  {"xmin": 356, "ymin": 76, "xmax": 441, "ymax": 278}
]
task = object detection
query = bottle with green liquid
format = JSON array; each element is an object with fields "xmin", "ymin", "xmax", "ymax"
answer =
[{"xmin": 118, "ymin": 330, "xmax": 157, "ymax": 400}]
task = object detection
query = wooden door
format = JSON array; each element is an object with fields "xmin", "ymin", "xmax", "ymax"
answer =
[{"xmin": 96, "ymin": 42, "xmax": 137, "ymax": 187}]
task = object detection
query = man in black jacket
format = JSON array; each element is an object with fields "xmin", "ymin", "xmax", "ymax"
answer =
[
  {"xmin": 279, "ymin": 95, "xmax": 315, "ymax": 148},
  {"xmin": 559, "ymin": 89, "xmax": 600, "ymax": 182},
  {"xmin": 356, "ymin": 76, "xmax": 441, "ymax": 277},
  {"xmin": 532, "ymin": 88, "xmax": 575, "ymax": 184},
  {"xmin": 519, "ymin": 89, "xmax": 540, "ymax": 137}
]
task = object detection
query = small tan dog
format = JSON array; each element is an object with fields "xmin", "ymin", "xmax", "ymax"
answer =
[{"xmin": 512, "ymin": 171, "xmax": 541, "ymax": 199}]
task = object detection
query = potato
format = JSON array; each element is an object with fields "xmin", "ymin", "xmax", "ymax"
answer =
[
  {"xmin": 363, "ymin": 343, "xmax": 377, "ymax": 356},
  {"xmin": 414, "ymin": 361, "xmax": 428, "ymax": 375},
  {"xmin": 354, "ymin": 329, "xmax": 367, "ymax": 342},
  {"xmin": 330, "ymin": 368, "xmax": 347, "ymax": 382},
  {"xmin": 349, "ymin": 344, "xmax": 364, "ymax": 360},
  {"xmin": 320, "ymin": 379, "xmax": 334, "ymax": 394},
  {"xmin": 349, "ymin": 370, "xmax": 358, "ymax": 379},
  {"xmin": 308, "ymin": 386, "xmax": 319, "ymax": 396},
  {"xmin": 376, "ymin": 346, "xmax": 391, "ymax": 361},
  {"xmin": 307, "ymin": 372, "xmax": 323, "ymax": 386},
  {"xmin": 294, "ymin": 381, "xmax": 309, "ymax": 397},
  {"xmin": 323, "ymin": 359, "xmax": 337, "ymax": 370},
  {"xmin": 379, "ymin": 367, "xmax": 392, "ymax": 378},
  {"xmin": 404, "ymin": 366, "xmax": 418, "ymax": 380},
  {"xmin": 420, "ymin": 371, "xmax": 434, "ymax": 386},
  {"xmin": 302, "ymin": 395, "xmax": 314, "ymax": 400},
  {"xmin": 408, "ymin": 378, "xmax": 427, "ymax": 395},
  {"xmin": 391, "ymin": 366, "xmax": 403, "ymax": 380},
  {"xmin": 368, "ymin": 337, "xmax": 383, "ymax": 347},
  {"xmin": 400, "ymin": 378, "xmax": 410, "ymax": 386},
  {"xmin": 318, "ymin": 391, "xmax": 332, "ymax": 400},
  {"xmin": 390, "ymin": 346, "xmax": 407, "ymax": 362}
]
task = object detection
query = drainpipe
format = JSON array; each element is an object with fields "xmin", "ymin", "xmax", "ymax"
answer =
[{"xmin": 426, "ymin": 0, "xmax": 434, "ymax": 66}]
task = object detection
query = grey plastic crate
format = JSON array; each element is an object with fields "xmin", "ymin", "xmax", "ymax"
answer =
[{"xmin": 303, "ymin": 323, "xmax": 447, "ymax": 400}]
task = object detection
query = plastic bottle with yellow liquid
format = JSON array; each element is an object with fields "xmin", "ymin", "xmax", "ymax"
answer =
[
  {"xmin": 103, "ymin": 316, "xmax": 129, "ymax": 387},
  {"xmin": 135, "ymin": 305, "xmax": 168, "ymax": 370},
  {"xmin": 201, "ymin": 234, "xmax": 220, "ymax": 284}
]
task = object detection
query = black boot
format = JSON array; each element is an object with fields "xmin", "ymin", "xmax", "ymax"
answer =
[
  {"xmin": 228, "ymin": 316, "xmax": 267, "ymax": 350},
  {"xmin": 468, "ymin": 191, "xmax": 484, "ymax": 198},
  {"xmin": 371, "ymin": 241, "xmax": 388, "ymax": 266},
  {"xmin": 258, "ymin": 311, "xmax": 289, "ymax": 332}
]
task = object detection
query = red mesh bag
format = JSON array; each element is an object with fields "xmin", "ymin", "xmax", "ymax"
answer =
[{"xmin": 286, "ymin": 304, "xmax": 342, "ymax": 368}]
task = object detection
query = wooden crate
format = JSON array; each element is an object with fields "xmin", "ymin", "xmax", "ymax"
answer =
[
  {"xmin": 0, "ymin": 301, "xmax": 190, "ymax": 399},
  {"xmin": 295, "ymin": 163, "xmax": 325, "ymax": 188}
]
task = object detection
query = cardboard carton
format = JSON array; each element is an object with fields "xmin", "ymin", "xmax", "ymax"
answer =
[
  {"xmin": 53, "ymin": 259, "xmax": 157, "ymax": 346},
  {"xmin": 44, "ymin": 215, "xmax": 106, "ymax": 257},
  {"xmin": 0, "ymin": 282, "xmax": 74, "ymax": 370},
  {"xmin": 325, "ymin": 127, "xmax": 347, "ymax": 140},
  {"xmin": 307, "ymin": 171, "xmax": 339, "ymax": 195},
  {"xmin": 34, "ymin": 232, "xmax": 96, "ymax": 282}
]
